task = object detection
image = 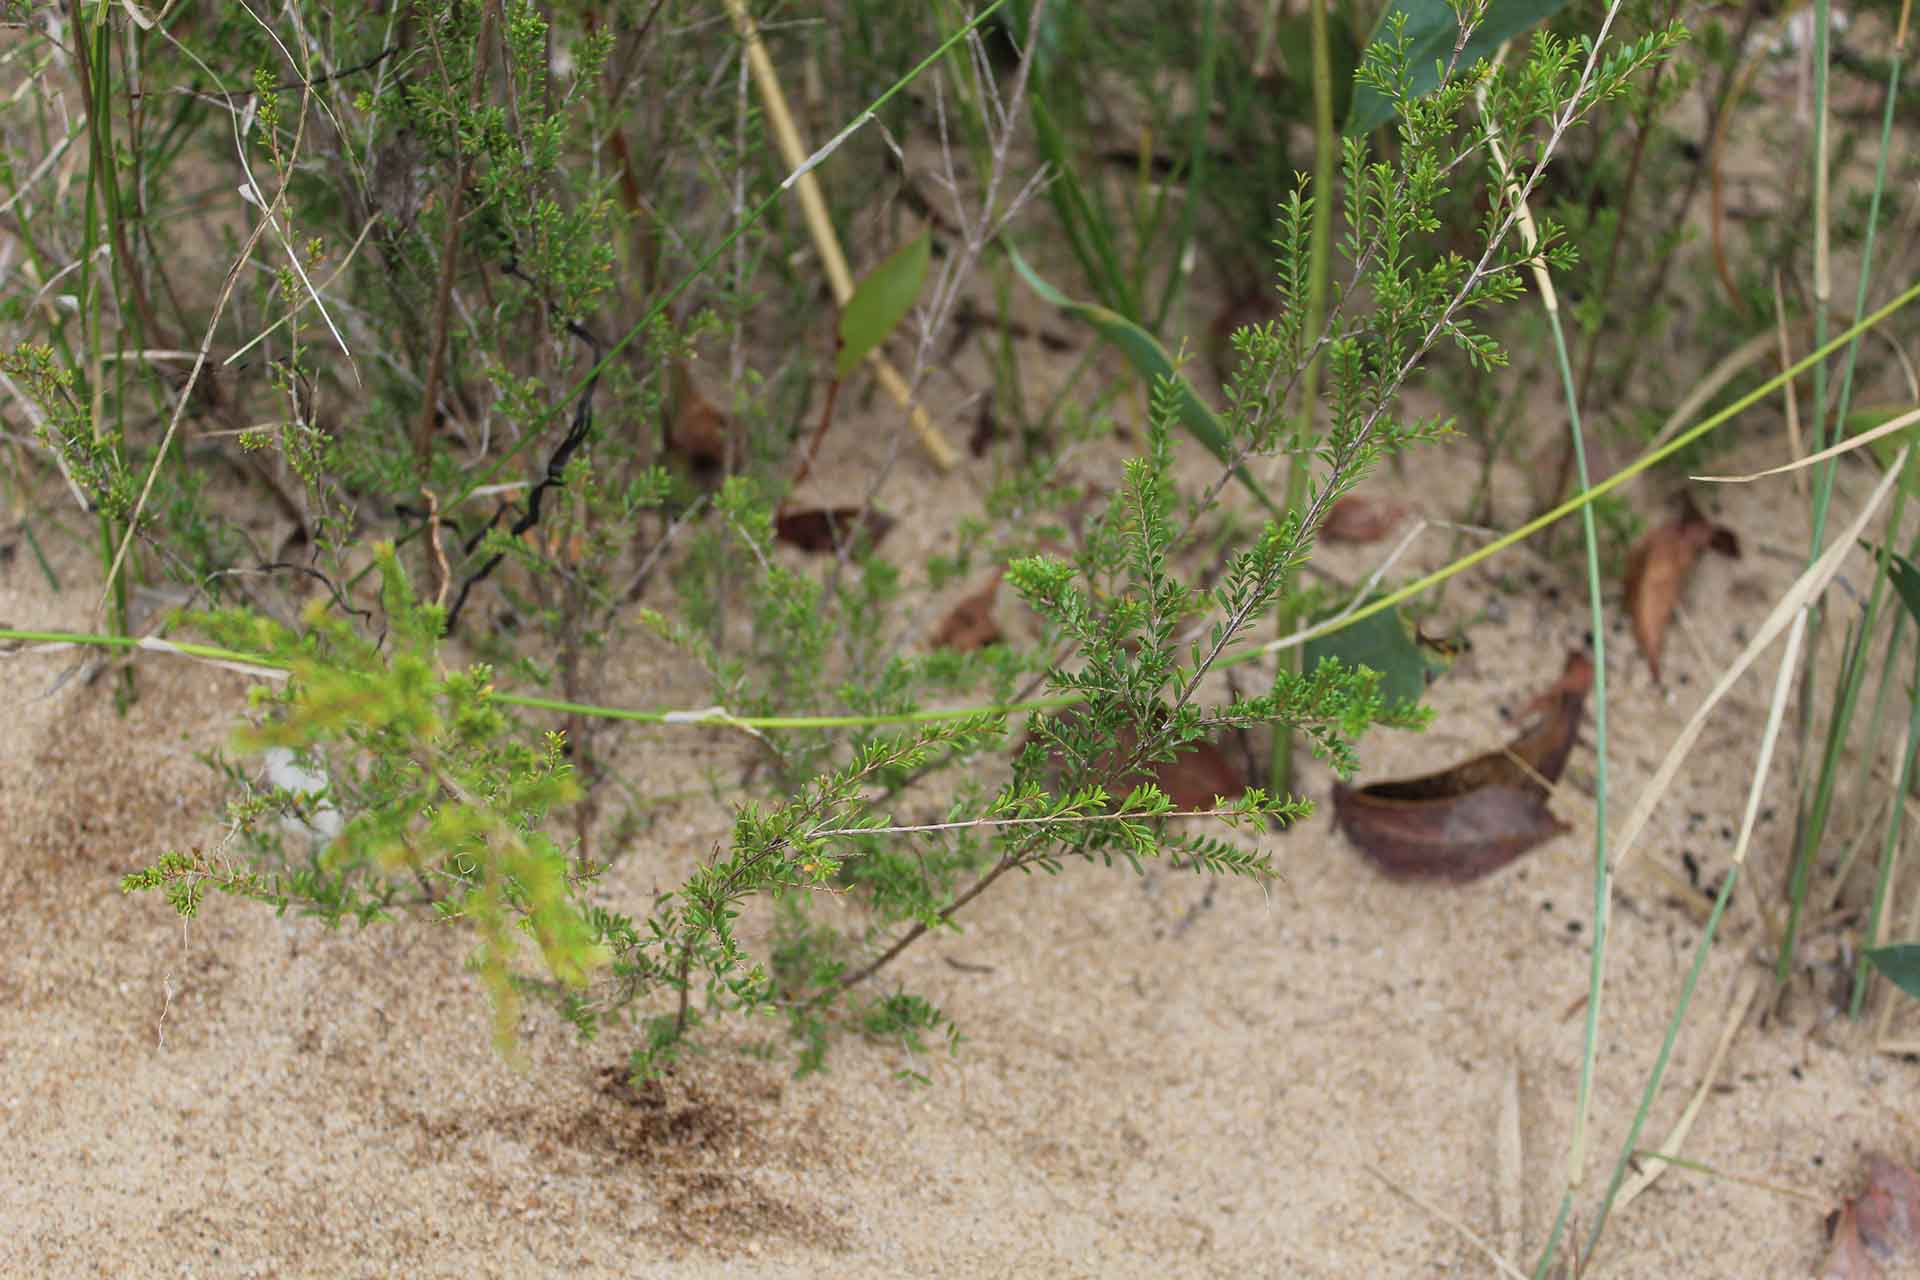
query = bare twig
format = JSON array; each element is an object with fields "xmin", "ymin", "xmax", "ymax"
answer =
[
  {"xmin": 414, "ymin": 0, "xmax": 501, "ymax": 474},
  {"xmin": 422, "ymin": 487, "xmax": 449, "ymax": 609},
  {"xmin": 722, "ymin": 0, "xmax": 959, "ymax": 470}
]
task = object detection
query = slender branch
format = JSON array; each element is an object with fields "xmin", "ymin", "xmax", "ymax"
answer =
[
  {"xmin": 414, "ymin": 0, "xmax": 500, "ymax": 475},
  {"xmin": 834, "ymin": 852, "xmax": 1021, "ymax": 992},
  {"xmin": 809, "ymin": 805, "xmax": 1248, "ymax": 841},
  {"xmin": 1570, "ymin": 0, "xmax": 1676, "ymax": 410}
]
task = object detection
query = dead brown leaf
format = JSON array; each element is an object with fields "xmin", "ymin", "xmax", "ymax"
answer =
[
  {"xmin": 929, "ymin": 568, "xmax": 1006, "ymax": 651},
  {"xmin": 1207, "ymin": 293, "xmax": 1278, "ymax": 387},
  {"xmin": 1332, "ymin": 651, "xmax": 1593, "ymax": 882},
  {"xmin": 1821, "ymin": 1153, "xmax": 1920, "ymax": 1279},
  {"xmin": 773, "ymin": 507, "xmax": 896, "ymax": 554},
  {"xmin": 1029, "ymin": 715, "xmax": 1248, "ymax": 813},
  {"xmin": 667, "ymin": 361, "xmax": 742, "ymax": 480},
  {"xmin": 1322, "ymin": 494, "xmax": 1409, "ymax": 544},
  {"xmin": 969, "ymin": 398, "xmax": 1000, "ymax": 458},
  {"xmin": 1823, "ymin": 1207, "xmax": 1880, "ymax": 1280},
  {"xmin": 1623, "ymin": 493, "xmax": 1742, "ymax": 683},
  {"xmin": 1149, "ymin": 736, "xmax": 1247, "ymax": 810}
]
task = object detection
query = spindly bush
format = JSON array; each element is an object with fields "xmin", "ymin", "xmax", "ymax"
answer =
[{"xmin": 0, "ymin": 0, "xmax": 1673, "ymax": 1081}]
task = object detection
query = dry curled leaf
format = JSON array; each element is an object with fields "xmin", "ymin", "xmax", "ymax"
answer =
[
  {"xmin": 667, "ymin": 361, "xmax": 742, "ymax": 481},
  {"xmin": 1822, "ymin": 1153, "xmax": 1920, "ymax": 1279},
  {"xmin": 1153, "ymin": 740, "xmax": 1246, "ymax": 810},
  {"xmin": 929, "ymin": 568, "xmax": 1006, "ymax": 651},
  {"xmin": 1207, "ymin": 292, "xmax": 1278, "ymax": 387},
  {"xmin": 969, "ymin": 398, "xmax": 1000, "ymax": 458},
  {"xmin": 1029, "ymin": 715, "xmax": 1248, "ymax": 813},
  {"xmin": 1624, "ymin": 493, "xmax": 1741, "ymax": 683},
  {"xmin": 1322, "ymin": 494, "xmax": 1409, "ymax": 544},
  {"xmin": 773, "ymin": 506, "xmax": 896, "ymax": 554},
  {"xmin": 1332, "ymin": 651, "xmax": 1593, "ymax": 882}
]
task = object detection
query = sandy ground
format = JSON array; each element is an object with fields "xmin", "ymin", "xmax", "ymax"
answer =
[{"xmin": 7, "ymin": 404, "xmax": 1920, "ymax": 1280}]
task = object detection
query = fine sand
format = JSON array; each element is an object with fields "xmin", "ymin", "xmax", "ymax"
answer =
[{"xmin": 6, "ymin": 413, "xmax": 1919, "ymax": 1278}]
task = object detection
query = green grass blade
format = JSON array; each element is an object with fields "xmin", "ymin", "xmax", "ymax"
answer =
[
  {"xmin": 1006, "ymin": 244, "xmax": 1283, "ymax": 521},
  {"xmin": 22, "ymin": 520, "xmax": 61, "ymax": 593},
  {"xmin": 1150, "ymin": 0, "xmax": 1218, "ymax": 332},
  {"xmin": 1028, "ymin": 94, "xmax": 1137, "ymax": 317}
]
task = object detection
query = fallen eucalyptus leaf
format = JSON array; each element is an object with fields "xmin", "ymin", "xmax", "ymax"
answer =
[
  {"xmin": 1332, "ymin": 652, "xmax": 1592, "ymax": 881},
  {"xmin": 773, "ymin": 507, "xmax": 896, "ymax": 554},
  {"xmin": 1147, "ymin": 734, "xmax": 1248, "ymax": 811},
  {"xmin": 1029, "ymin": 715, "xmax": 1248, "ymax": 813},
  {"xmin": 929, "ymin": 569, "xmax": 1005, "ymax": 651},
  {"xmin": 1322, "ymin": 494, "xmax": 1409, "ymax": 544},
  {"xmin": 1624, "ymin": 493, "xmax": 1741, "ymax": 683},
  {"xmin": 667, "ymin": 361, "xmax": 741, "ymax": 481},
  {"xmin": 1821, "ymin": 1153, "xmax": 1920, "ymax": 1279},
  {"xmin": 968, "ymin": 399, "xmax": 1000, "ymax": 458}
]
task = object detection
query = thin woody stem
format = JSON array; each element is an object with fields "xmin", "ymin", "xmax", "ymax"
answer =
[
  {"xmin": 415, "ymin": 0, "xmax": 500, "ymax": 475},
  {"xmin": 834, "ymin": 851, "xmax": 1023, "ymax": 993},
  {"xmin": 809, "ymin": 805, "xmax": 1248, "ymax": 840}
]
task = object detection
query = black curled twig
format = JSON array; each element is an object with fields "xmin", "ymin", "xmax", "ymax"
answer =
[
  {"xmin": 441, "ymin": 321, "xmax": 604, "ymax": 633},
  {"xmin": 210, "ymin": 561, "xmax": 376, "ymax": 630},
  {"xmin": 125, "ymin": 46, "xmax": 403, "ymax": 102}
]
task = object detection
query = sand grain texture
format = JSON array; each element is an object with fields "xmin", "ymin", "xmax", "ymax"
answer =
[{"xmin": 5, "ymin": 440, "xmax": 1919, "ymax": 1279}]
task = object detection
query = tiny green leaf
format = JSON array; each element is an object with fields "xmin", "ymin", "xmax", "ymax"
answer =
[
  {"xmin": 838, "ymin": 229, "xmax": 931, "ymax": 380},
  {"xmin": 1006, "ymin": 243, "xmax": 1282, "ymax": 520},
  {"xmin": 1867, "ymin": 944, "xmax": 1920, "ymax": 1001}
]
